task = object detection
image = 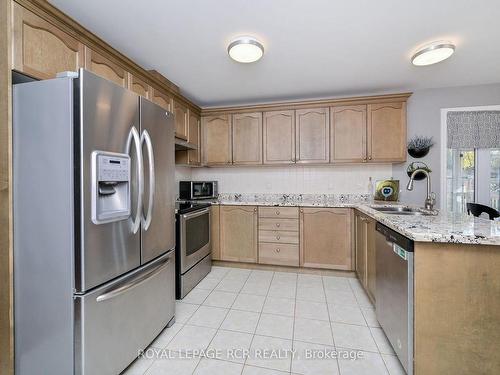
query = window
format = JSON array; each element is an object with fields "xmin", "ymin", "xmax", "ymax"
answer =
[{"xmin": 446, "ymin": 148, "xmax": 500, "ymax": 213}]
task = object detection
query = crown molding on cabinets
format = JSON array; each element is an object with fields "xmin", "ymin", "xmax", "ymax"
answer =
[
  {"xmin": 13, "ymin": 0, "xmax": 201, "ymax": 114},
  {"xmin": 201, "ymin": 92, "xmax": 412, "ymax": 115}
]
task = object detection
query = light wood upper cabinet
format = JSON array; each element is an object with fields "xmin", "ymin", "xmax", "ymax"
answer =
[
  {"xmin": 300, "ymin": 207, "xmax": 353, "ymax": 270},
  {"xmin": 12, "ymin": 3, "xmax": 84, "ymax": 79},
  {"xmin": 263, "ymin": 110, "xmax": 296, "ymax": 164},
  {"xmin": 295, "ymin": 108, "xmax": 330, "ymax": 164},
  {"xmin": 84, "ymin": 47, "xmax": 128, "ymax": 87},
  {"xmin": 330, "ymin": 105, "xmax": 367, "ymax": 163},
  {"xmin": 173, "ymin": 100, "xmax": 189, "ymax": 140},
  {"xmin": 175, "ymin": 110, "xmax": 201, "ymax": 165},
  {"xmin": 232, "ymin": 112, "xmax": 262, "ymax": 165},
  {"xmin": 367, "ymin": 102, "xmax": 406, "ymax": 162},
  {"xmin": 187, "ymin": 110, "xmax": 201, "ymax": 165},
  {"xmin": 202, "ymin": 115, "xmax": 232, "ymax": 165},
  {"xmin": 151, "ymin": 88, "xmax": 173, "ymax": 112},
  {"xmin": 220, "ymin": 206, "xmax": 258, "ymax": 263},
  {"xmin": 210, "ymin": 205, "xmax": 220, "ymax": 260},
  {"xmin": 129, "ymin": 74, "xmax": 151, "ymax": 98}
]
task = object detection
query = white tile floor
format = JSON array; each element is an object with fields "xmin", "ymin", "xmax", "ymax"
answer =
[{"xmin": 122, "ymin": 266, "xmax": 406, "ymax": 375}]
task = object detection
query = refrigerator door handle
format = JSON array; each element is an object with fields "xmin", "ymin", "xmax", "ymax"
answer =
[
  {"xmin": 95, "ymin": 255, "xmax": 170, "ymax": 303},
  {"xmin": 125, "ymin": 126, "xmax": 143, "ymax": 234},
  {"xmin": 141, "ymin": 129, "xmax": 155, "ymax": 231}
]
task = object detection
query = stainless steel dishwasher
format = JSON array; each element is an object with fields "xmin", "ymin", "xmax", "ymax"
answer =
[{"xmin": 375, "ymin": 223, "xmax": 414, "ymax": 375}]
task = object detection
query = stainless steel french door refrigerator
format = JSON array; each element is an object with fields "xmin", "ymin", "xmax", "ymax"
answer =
[{"xmin": 13, "ymin": 69, "xmax": 175, "ymax": 375}]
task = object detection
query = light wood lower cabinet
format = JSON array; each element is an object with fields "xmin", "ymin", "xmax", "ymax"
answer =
[
  {"xmin": 354, "ymin": 210, "xmax": 376, "ymax": 302},
  {"xmin": 210, "ymin": 205, "xmax": 220, "ymax": 260},
  {"xmin": 259, "ymin": 206, "xmax": 299, "ymax": 219},
  {"xmin": 259, "ymin": 230, "xmax": 299, "ymax": 245},
  {"xmin": 12, "ymin": 3, "xmax": 85, "ymax": 79},
  {"xmin": 355, "ymin": 213, "xmax": 367, "ymax": 285},
  {"xmin": 259, "ymin": 243, "xmax": 299, "ymax": 267},
  {"xmin": 259, "ymin": 218, "xmax": 299, "ymax": 231},
  {"xmin": 232, "ymin": 112, "xmax": 262, "ymax": 165},
  {"xmin": 202, "ymin": 115, "xmax": 232, "ymax": 165},
  {"xmin": 299, "ymin": 208, "xmax": 353, "ymax": 270},
  {"xmin": 220, "ymin": 205, "xmax": 258, "ymax": 263}
]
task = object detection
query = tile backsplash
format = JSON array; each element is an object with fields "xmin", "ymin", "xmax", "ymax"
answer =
[{"xmin": 177, "ymin": 165, "xmax": 393, "ymax": 195}]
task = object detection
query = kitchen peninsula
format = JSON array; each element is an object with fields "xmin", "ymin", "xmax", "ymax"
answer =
[{"xmin": 208, "ymin": 193, "xmax": 500, "ymax": 375}]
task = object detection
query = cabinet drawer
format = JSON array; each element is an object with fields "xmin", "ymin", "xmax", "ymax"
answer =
[
  {"xmin": 259, "ymin": 243, "xmax": 299, "ymax": 267},
  {"xmin": 259, "ymin": 230, "xmax": 299, "ymax": 244},
  {"xmin": 259, "ymin": 206, "xmax": 299, "ymax": 219},
  {"xmin": 259, "ymin": 218, "xmax": 299, "ymax": 231}
]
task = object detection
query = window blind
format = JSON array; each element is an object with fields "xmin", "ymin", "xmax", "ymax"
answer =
[{"xmin": 447, "ymin": 110, "xmax": 500, "ymax": 149}]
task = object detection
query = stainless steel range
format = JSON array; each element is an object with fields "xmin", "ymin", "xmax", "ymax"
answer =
[{"xmin": 175, "ymin": 201, "xmax": 212, "ymax": 298}]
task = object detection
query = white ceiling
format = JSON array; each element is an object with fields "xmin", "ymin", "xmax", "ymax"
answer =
[{"xmin": 49, "ymin": 0, "xmax": 500, "ymax": 107}]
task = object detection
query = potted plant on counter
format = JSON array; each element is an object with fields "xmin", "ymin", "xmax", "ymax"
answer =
[{"xmin": 407, "ymin": 136, "xmax": 434, "ymax": 158}]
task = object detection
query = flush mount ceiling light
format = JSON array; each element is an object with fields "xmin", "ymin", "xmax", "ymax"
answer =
[
  {"xmin": 411, "ymin": 41, "xmax": 455, "ymax": 66},
  {"xmin": 227, "ymin": 36, "xmax": 264, "ymax": 63}
]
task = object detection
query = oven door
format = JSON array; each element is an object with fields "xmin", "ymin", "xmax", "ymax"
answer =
[{"xmin": 180, "ymin": 208, "xmax": 211, "ymax": 274}]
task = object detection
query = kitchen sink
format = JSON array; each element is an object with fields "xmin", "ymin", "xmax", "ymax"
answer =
[{"xmin": 371, "ymin": 206, "xmax": 435, "ymax": 216}]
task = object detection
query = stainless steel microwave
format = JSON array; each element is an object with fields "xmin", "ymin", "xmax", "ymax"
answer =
[{"xmin": 179, "ymin": 181, "xmax": 218, "ymax": 200}]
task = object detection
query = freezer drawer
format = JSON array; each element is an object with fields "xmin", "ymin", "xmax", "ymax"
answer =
[{"xmin": 75, "ymin": 250, "xmax": 175, "ymax": 375}]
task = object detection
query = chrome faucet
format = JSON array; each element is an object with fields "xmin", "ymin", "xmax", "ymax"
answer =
[{"xmin": 407, "ymin": 169, "xmax": 436, "ymax": 210}]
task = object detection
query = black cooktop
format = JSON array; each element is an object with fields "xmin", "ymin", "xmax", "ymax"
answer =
[{"xmin": 175, "ymin": 201, "xmax": 211, "ymax": 215}]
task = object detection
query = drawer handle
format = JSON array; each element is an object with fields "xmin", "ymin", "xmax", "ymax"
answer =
[
  {"xmin": 276, "ymin": 248, "xmax": 281, "ymax": 253},
  {"xmin": 276, "ymin": 210, "xmax": 280, "ymax": 215},
  {"xmin": 276, "ymin": 235, "xmax": 281, "ymax": 240},
  {"xmin": 276, "ymin": 223, "xmax": 280, "ymax": 227},
  {"xmin": 96, "ymin": 257, "xmax": 171, "ymax": 302}
]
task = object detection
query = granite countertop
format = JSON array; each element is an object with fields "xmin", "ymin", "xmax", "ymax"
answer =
[{"xmin": 206, "ymin": 193, "xmax": 500, "ymax": 246}]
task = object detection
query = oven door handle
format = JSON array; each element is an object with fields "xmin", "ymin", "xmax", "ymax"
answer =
[{"xmin": 182, "ymin": 208, "xmax": 210, "ymax": 220}]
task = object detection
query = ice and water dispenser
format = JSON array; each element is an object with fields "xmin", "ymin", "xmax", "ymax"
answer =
[{"xmin": 91, "ymin": 151, "xmax": 131, "ymax": 224}]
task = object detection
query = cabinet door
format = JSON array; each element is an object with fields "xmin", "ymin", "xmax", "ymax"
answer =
[
  {"xmin": 367, "ymin": 102, "xmax": 406, "ymax": 162},
  {"xmin": 330, "ymin": 105, "xmax": 367, "ymax": 163},
  {"xmin": 187, "ymin": 110, "xmax": 201, "ymax": 165},
  {"xmin": 173, "ymin": 100, "xmax": 188, "ymax": 140},
  {"xmin": 366, "ymin": 217, "xmax": 376, "ymax": 302},
  {"xmin": 263, "ymin": 110, "xmax": 295, "ymax": 164},
  {"xmin": 175, "ymin": 110, "xmax": 200, "ymax": 165},
  {"xmin": 151, "ymin": 89, "xmax": 173, "ymax": 112},
  {"xmin": 232, "ymin": 113, "xmax": 262, "ymax": 165},
  {"xmin": 295, "ymin": 108, "xmax": 330, "ymax": 163},
  {"xmin": 220, "ymin": 206, "xmax": 257, "ymax": 263},
  {"xmin": 12, "ymin": 3, "xmax": 85, "ymax": 79},
  {"xmin": 84, "ymin": 47, "xmax": 128, "ymax": 87},
  {"xmin": 355, "ymin": 213, "xmax": 368, "ymax": 287},
  {"xmin": 129, "ymin": 74, "xmax": 151, "ymax": 98},
  {"xmin": 202, "ymin": 115, "xmax": 232, "ymax": 165},
  {"xmin": 300, "ymin": 208, "xmax": 353, "ymax": 270},
  {"xmin": 210, "ymin": 205, "xmax": 220, "ymax": 260}
]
